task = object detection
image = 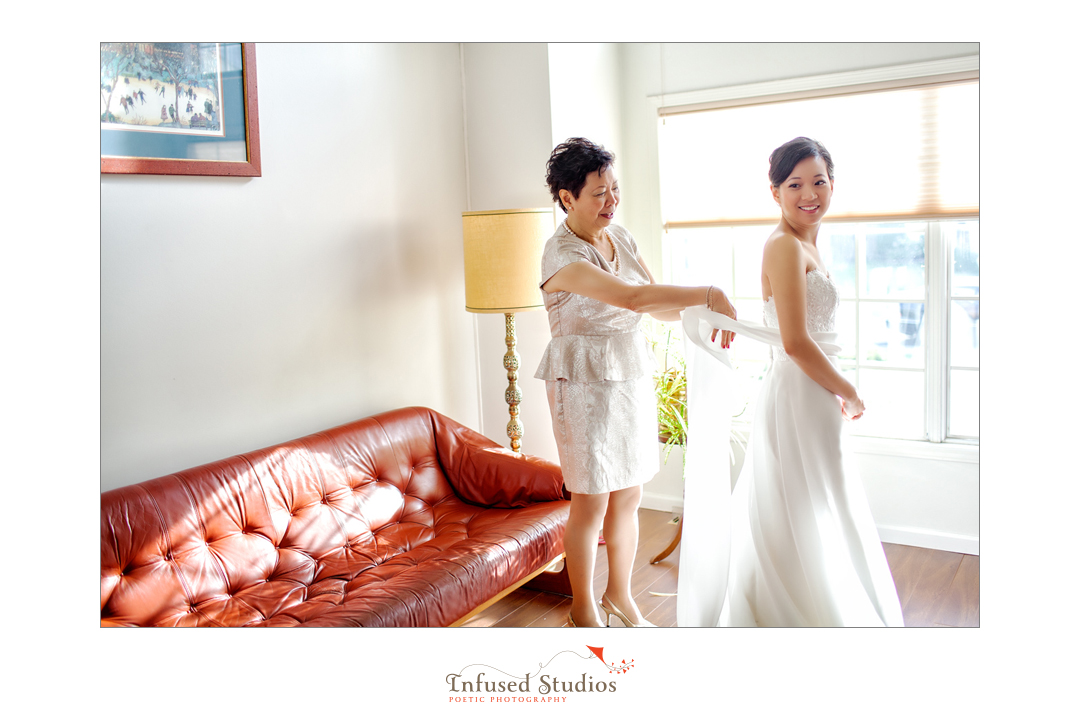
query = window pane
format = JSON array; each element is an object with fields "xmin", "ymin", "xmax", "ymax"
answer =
[
  {"xmin": 863, "ymin": 224, "xmax": 926, "ymax": 300},
  {"xmin": 951, "ymin": 299, "xmax": 979, "ymax": 368},
  {"xmin": 734, "ymin": 298, "xmax": 765, "ymax": 322},
  {"xmin": 949, "ymin": 368, "xmax": 979, "ymax": 438},
  {"xmin": 860, "ymin": 302, "xmax": 925, "ymax": 367},
  {"xmin": 732, "ymin": 227, "xmax": 768, "ymax": 299},
  {"xmin": 949, "ymin": 220, "xmax": 978, "ymax": 375},
  {"xmin": 667, "ymin": 227, "xmax": 732, "ymax": 288},
  {"xmin": 853, "ymin": 368, "xmax": 925, "ymax": 440},
  {"xmin": 820, "ymin": 228, "xmax": 857, "ymax": 298},
  {"xmin": 949, "ymin": 220, "xmax": 979, "ymax": 298},
  {"xmin": 836, "ymin": 300, "xmax": 857, "ymax": 362}
]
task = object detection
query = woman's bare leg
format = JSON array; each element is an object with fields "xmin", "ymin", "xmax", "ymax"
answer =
[
  {"xmin": 564, "ymin": 491, "xmax": 609, "ymax": 626},
  {"xmin": 602, "ymin": 485, "xmax": 647, "ymax": 624}
]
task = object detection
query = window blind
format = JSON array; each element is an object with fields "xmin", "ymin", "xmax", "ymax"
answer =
[{"xmin": 658, "ymin": 78, "xmax": 978, "ymax": 228}]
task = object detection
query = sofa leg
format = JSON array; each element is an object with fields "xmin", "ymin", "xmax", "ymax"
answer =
[{"xmin": 523, "ymin": 556, "xmax": 572, "ymax": 597}]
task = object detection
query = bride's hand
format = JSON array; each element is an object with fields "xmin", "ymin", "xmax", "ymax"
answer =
[{"xmin": 840, "ymin": 392, "xmax": 865, "ymax": 420}]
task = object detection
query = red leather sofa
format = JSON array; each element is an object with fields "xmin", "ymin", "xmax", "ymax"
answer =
[{"xmin": 101, "ymin": 407, "xmax": 570, "ymax": 627}]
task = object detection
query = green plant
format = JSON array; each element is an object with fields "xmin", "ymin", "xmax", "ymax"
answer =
[
  {"xmin": 655, "ymin": 362, "xmax": 688, "ymax": 461},
  {"xmin": 642, "ymin": 318, "xmax": 689, "ymax": 463},
  {"xmin": 643, "ymin": 316, "xmax": 750, "ymax": 467}
]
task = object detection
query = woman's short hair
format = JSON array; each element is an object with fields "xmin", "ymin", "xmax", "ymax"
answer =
[
  {"xmin": 768, "ymin": 137, "xmax": 835, "ymax": 187},
  {"xmin": 545, "ymin": 137, "xmax": 616, "ymax": 212}
]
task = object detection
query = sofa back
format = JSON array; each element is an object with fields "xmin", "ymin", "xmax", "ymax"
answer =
[{"xmin": 100, "ymin": 407, "xmax": 503, "ymax": 626}]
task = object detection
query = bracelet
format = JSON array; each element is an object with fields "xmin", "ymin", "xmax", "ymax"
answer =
[{"xmin": 705, "ymin": 285, "xmax": 713, "ymax": 310}]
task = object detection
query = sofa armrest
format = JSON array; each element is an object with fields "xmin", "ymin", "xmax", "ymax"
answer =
[{"xmin": 431, "ymin": 411, "xmax": 567, "ymax": 508}]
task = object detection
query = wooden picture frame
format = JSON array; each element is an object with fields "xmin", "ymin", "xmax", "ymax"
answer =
[{"xmin": 100, "ymin": 43, "xmax": 261, "ymax": 177}]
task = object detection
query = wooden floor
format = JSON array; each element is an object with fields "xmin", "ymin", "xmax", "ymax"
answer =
[{"xmin": 462, "ymin": 508, "xmax": 979, "ymax": 628}]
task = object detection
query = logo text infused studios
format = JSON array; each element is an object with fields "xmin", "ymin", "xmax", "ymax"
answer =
[{"xmin": 445, "ymin": 645, "xmax": 633, "ymax": 703}]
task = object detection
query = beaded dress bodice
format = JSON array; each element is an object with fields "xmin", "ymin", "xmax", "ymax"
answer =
[{"xmin": 763, "ymin": 269, "xmax": 839, "ymax": 360}]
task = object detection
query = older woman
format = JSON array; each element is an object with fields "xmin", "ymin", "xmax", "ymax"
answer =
[{"xmin": 536, "ymin": 138, "xmax": 736, "ymax": 627}]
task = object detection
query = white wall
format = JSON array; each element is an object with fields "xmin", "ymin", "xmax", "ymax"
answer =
[
  {"xmin": 856, "ymin": 442, "xmax": 979, "ymax": 554},
  {"xmin": 101, "ymin": 44, "xmax": 477, "ymax": 492},
  {"xmin": 548, "ymin": 43, "xmax": 623, "ymax": 157}
]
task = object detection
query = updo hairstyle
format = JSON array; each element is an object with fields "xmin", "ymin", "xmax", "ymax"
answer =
[
  {"xmin": 768, "ymin": 137, "xmax": 835, "ymax": 187},
  {"xmin": 545, "ymin": 137, "xmax": 616, "ymax": 212}
]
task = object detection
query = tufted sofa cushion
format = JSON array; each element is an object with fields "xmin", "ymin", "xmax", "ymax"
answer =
[{"xmin": 101, "ymin": 407, "xmax": 569, "ymax": 627}]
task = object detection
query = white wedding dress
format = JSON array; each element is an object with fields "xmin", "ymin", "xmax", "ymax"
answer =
[{"xmin": 678, "ymin": 270, "xmax": 904, "ymax": 627}]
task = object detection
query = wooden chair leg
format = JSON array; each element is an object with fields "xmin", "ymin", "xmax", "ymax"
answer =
[{"xmin": 650, "ymin": 520, "xmax": 682, "ymax": 564}]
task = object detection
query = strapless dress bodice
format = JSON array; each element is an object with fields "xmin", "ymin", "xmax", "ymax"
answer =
[{"xmin": 764, "ymin": 269, "xmax": 839, "ymax": 361}]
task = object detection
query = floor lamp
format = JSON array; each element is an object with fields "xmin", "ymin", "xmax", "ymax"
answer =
[{"xmin": 462, "ymin": 208, "xmax": 554, "ymax": 452}]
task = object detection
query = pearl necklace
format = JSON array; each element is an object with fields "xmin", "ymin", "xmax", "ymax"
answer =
[{"xmin": 564, "ymin": 221, "xmax": 620, "ymax": 275}]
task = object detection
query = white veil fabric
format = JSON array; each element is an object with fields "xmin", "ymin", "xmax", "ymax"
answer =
[
  {"xmin": 674, "ymin": 307, "xmax": 736, "ymax": 627},
  {"xmin": 675, "ymin": 308, "xmax": 843, "ymax": 627}
]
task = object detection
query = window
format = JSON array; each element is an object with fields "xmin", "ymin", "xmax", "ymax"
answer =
[
  {"xmin": 947, "ymin": 221, "xmax": 979, "ymax": 439},
  {"xmin": 656, "ymin": 59, "xmax": 979, "ymax": 443}
]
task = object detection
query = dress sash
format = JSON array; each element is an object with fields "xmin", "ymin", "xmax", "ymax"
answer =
[{"xmin": 681, "ymin": 306, "xmax": 842, "ymax": 365}]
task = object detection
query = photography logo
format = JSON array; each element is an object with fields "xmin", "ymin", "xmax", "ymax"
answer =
[{"xmin": 445, "ymin": 645, "xmax": 635, "ymax": 703}]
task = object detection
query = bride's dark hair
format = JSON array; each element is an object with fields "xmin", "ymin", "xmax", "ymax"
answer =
[{"xmin": 769, "ymin": 137, "xmax": 834, "ymax": 187}]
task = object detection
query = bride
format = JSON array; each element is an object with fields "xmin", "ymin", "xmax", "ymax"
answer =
[{"xmin": 684, "ymin": 137, "xmax": 904, "ymax": 627}]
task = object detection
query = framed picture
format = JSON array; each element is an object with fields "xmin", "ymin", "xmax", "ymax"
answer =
[{"xmin": 100, "ymin": 43, "xmax": 261, "ymax": 177}]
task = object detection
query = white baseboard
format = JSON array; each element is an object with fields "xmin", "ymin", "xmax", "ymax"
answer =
[
  {"xmin": 639, "ymin": 495, "xmax": 979, "ymax": 556},
  {"xmin": 640, "ymin": 491, "xmax": 682, "ymax": 514},
  {"xmin": 877, "ymin": 525, "xmax": 980, "ymax": 556}
]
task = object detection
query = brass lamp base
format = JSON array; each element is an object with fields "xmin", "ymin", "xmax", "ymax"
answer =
[{"xmin": 504, "ymin": 312, "xmax": 523, "ymax": 452}]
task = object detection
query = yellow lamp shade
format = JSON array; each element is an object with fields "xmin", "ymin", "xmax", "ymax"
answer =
[{"xmin": 462, "ymin": 208, "xmax": 554, "ymax": 313}]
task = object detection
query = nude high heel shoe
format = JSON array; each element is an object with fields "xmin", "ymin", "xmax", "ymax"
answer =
[
  {"xmin": 600, "ymin": 594, "xmax": 656, "ymax": 628},
  {"xmin": 568, "ymin": 605, "xmax": 607, "ymax": 628}
]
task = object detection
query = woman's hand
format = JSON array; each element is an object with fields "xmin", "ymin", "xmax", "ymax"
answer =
[
  {"xmin": 840, "ymin": 391, "xmax": 865, "ymax": 420},
  {"xmin": 707, "ymin": 286, "xmax": 736, "ymax": 349}
]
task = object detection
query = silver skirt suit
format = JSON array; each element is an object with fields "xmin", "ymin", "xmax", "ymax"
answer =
[{"xmin": 535, "ymin": 223, "xmax": 659, "ymax": 495}]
